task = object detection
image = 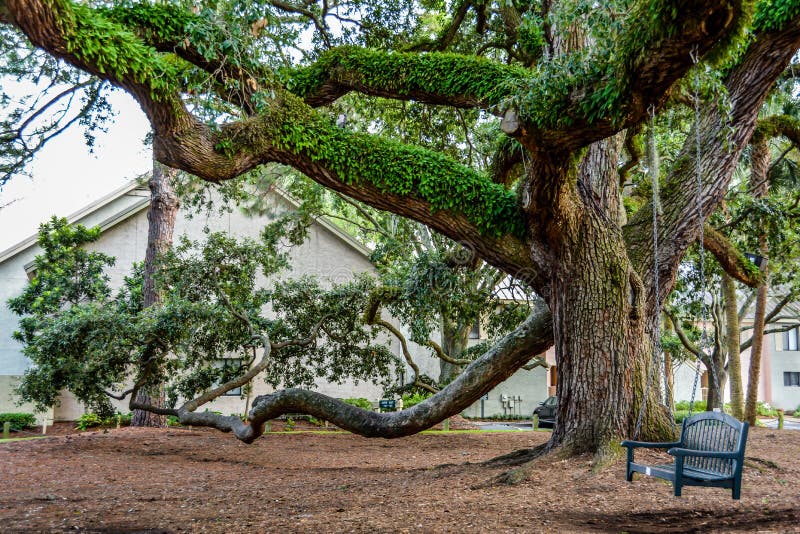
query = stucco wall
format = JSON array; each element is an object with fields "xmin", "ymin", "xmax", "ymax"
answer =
[
  {"xmin": 461, "ymin": 366, "xmax": 547, "ymax": 418},
  {"xmin": 768, "ymin": 335, "xmax": 800, "ymax": 411}
]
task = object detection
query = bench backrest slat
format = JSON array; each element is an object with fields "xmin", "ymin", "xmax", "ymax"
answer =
[{"xmin": 680, "ymin": 412, "xmax": 745, "ymax": 477}]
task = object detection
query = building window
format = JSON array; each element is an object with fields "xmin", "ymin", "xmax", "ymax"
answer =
[
  {"xmin": 214, "ymin": 359, "xmax": 243, "ymax": 396},
  {"xmin": 784, "ymin": 372, "xmax": 800, "ymax": 387},
  {"xmin": 783, "ymin": 327, "xmax": 799, "ymax": 351},
  {"xmin": 468, "ymin": 320, "xmax": 480, "ymax": 339}
]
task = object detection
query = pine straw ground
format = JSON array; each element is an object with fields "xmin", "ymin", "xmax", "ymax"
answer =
[{"xmin": 1, "ymin": 420, "xmax": 798, "ymax": 533}]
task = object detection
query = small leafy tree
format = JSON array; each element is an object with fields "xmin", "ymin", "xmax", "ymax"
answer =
[{"xmin": 9, "ymin": 219, "xmax": 399, "ymax": 418}]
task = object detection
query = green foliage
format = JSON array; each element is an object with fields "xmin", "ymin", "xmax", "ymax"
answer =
[
  {"xmin": 0, "ymin": 412, "xmax": 36, "ymax": 431},
  {"xmin": 517, "ymin": 13, "xmax": 545, "ymax": 58},
  {"xmin": 753, "ymin": 0, "xmax": 800, "ymax": 32},
  {"xmin": 166, "ymin": 415, "xmax": 182, "ymax": 427},
  {"xmin": 56, "ymin": 0, "xmax": 185, "ymax": 102},
  {"xmin": 284, "ymin": 416, "xmax": 295, "ymax": 431},
  {"xmin": 340, "ymin": 397, "xmax": 373, "ymax": 410},
  {"xmin": 10, "ymin": 219, "xmax": 398, "ymax": 415},
  {"xmin": 72, "ymin": 411, "xmax": 131, "ymax": 430},
  {"xmin": 232, "ymin": 92, "xmax": 525, "ymax": 239},
  {"xmin": 674, "ymin": 400, "xmax": 707, "ymax": 411},
  {"xmin": 401, "ymin": 391, "xmax": 431, "ymax": 408},
  {"xmin": 286, "ymin": 47, "xmax": 525, "ymax": 108},
  {"xmin": 75, "ymin": 412, "xmax": 103, "ymax": 430},
  {"xmin": 756, "ymin": 401, "xmax": 779, "ymax": 417}
]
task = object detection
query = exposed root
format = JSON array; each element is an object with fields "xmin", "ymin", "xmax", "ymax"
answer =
[
  {"xmin": 591, "ymin": 441, "xmax": 624, "ymax": 472},
  {"xmin": 472, "ymin": 444, "xmax": 550, "ymax": 488},
  {"xmin": 746, "ymin": 456, "xmax": 780, "ymax": 470},
  {"xmin": 482, "ymin": 443, "xmax": 549, "ymax": 468}
]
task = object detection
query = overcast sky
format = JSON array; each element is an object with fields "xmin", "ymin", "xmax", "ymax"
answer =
[{"xmin": 0, "ymin": 90, "xmax": 152, "ymax": 252}]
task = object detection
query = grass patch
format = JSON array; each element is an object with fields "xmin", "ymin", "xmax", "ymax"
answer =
[{"xmin": 0, "ymin": 436, "xmax": 49, "ymax": 443}]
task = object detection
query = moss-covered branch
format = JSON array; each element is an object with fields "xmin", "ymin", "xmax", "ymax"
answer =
[
  {"xmin": 285, "ymin": 46, "xmax": 529, "ymax": 110},
  {"xmin": 703, "ymin": 224, "xmax": 763, "ymax": 287},
  {"xmin": 753, "ymin": 114, "xmax": 800, "ymax": 146}
]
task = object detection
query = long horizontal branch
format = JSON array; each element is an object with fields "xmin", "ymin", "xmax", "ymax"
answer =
[
  {"xmin": 134, "ymin": 301, "xmax": 552, "ymax": 441},
  {"xmin": 286, "ymin": 46, "xmax": 529, "ymax": 110},
  {"xmin": 246, "ymin": 301, "xmax": 553, "ymax": 440}
]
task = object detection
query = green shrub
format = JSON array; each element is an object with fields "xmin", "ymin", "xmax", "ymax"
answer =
[
  {"xmin": 0, "ymin": 412, "xmax": 36, "ymax": 431},
  {"xmin": 756, "ymin": 402, "xmax": 779, "ymax": 417},
  {"xmin": 674, "ymin": 400, "xmax": 707, "ymax": 412},
  {"xmin": 402, "ymin": 392, "xmax": 431, "ymax": 409},
  {"xmin": 167, "ymin": 415, "xmax": 181, "ymax": 427},
  {"xmin": 75, "ymin": 411, "xmax": 133, "ymax": 430},
  {"xmin": 674, "ymin": 410, "xmax": 690, "ymax": 423},
  {"xmin": 111, "ymin": 412, "xmax": 132, "ymax": 426},
  {"xmin": 75, "ymin": 412, "xmax": 104, "ymax": 430},
  {"xmin": 340, "ymin": 397, "xmax": 373, "ymax": 410},
  {"xmin": 284, "ymin": 417, "xmax": 295, "ymax": 431}
]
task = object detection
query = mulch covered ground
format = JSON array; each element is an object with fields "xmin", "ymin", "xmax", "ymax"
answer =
[{"xmin": 1, "ymin": 421, "xmax": 798, "ymax": 533}]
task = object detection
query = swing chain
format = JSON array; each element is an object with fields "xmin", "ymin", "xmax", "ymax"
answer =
[
  {"xmin": 688, "ymin": 45, "xmax": 721, "ymax": 415},
  {"xmin": 633, "ymin": 104, "xmax": 663, "ymax": 440}
]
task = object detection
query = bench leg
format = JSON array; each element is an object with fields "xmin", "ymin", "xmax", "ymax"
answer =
[
  {"xmin": 732, "ymin": 480, "xmax": 741, "ymax": 500},
  {"xmin": 673, "ymin": 482, "xmax": 682, "ymax": 497},
  {"xmin": 626, "ymin": 469, "xmax": 633, "ymax": 482}
]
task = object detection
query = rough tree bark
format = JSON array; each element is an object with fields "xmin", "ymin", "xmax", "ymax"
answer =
[
  {"xmin": 439, "ymin": 321, "xmax": 470, "ymax": 385},
  {"xmin": 131, "ymin": 158, "xmax": 180, "ymax": 428}
]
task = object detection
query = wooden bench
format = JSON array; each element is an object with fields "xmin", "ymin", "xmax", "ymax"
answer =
[{"xmin": 621, "ymin": 411, "xmax": 749, "ymax": 499}]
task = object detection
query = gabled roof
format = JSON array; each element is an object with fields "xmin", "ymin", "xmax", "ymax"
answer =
[
  {"xmin": 0, "ymin": 180, "xmax": 149, "ymax": 265},
  {"xmin": 0, "ymin": 179, "xmax": 372, "ymax": 266}
]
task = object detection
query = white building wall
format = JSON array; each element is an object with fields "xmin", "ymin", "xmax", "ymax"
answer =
[
  {"xmin": 672, "ymin": 360, "xmax": 704, "ymax": 404},
  {"xmin": 461, "ymin": 366, "xmax": 547, "ymax": 418},
  {"xmin": 767, "ymin": 329, "xmax": 800, "ymax": 411}
]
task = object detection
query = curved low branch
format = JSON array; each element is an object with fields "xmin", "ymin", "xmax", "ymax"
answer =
[
  {"xmin": 371, "ymin": 316, "xmax": 438, "ymax": 395},
  {"xmin": 664, "ymin": 308, "xmax": 702, "ymax": 358},
  {"xmin": 146, "ymin": 302, "xmax": 552, "ymax": 442},
  {"xmin": 703, "ymin": 224, "xmax": 763, "ymax": 287},
  {"xmin": 424, "ymin": 339, "xmax": 471, "ymax": 366},
  {"xmin": 246, "ymin": 301, "xmax": 553, "ymax": 441}
]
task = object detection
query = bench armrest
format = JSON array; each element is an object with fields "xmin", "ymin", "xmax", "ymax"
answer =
[
  {"xmin": 667, "ymin": 448, "xmax": 740, "ymax": 459},
  {"xmin": 621, "ymin": 440, "xmax": 682, "ymax": 450}
]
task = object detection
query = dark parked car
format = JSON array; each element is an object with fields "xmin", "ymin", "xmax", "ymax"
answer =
[{"xmin": 533, "ymin": 395, "xmax": 557, "ymax": 427}]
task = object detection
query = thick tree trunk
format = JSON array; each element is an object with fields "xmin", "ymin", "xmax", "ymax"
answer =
[
  {"xmin": 705, "ymin": 355, "xmax": 726, "ymax": 412},
  {"xmin": 543, "ymin": 139, "xmax": 673, "ymax": 460},
  {"xmin": 131, "ymin": 159, "xmax": 180, "ymax": 428},
  {"xmin": 723, "ymin": 273, "xmax": 744, "ymax": 419}
]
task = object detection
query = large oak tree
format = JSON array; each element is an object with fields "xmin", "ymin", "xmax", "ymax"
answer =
[{"xmin": 2, "ymin": 0, "xmax": 799, "ymax": 460}]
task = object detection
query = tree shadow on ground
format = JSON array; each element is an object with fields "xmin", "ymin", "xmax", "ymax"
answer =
[{"xmin": 554, "ymin": 506, "xmax": 800, "ymax": 533}]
